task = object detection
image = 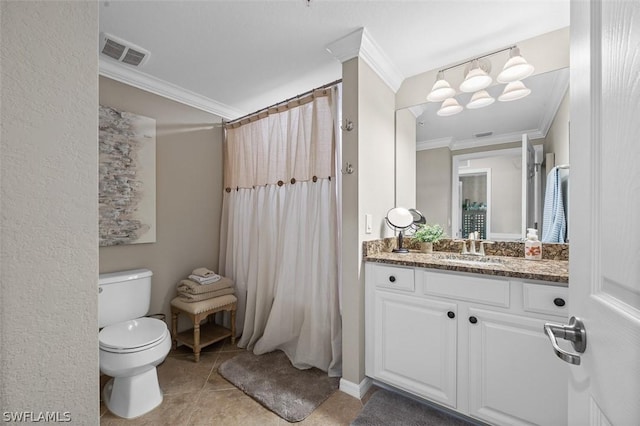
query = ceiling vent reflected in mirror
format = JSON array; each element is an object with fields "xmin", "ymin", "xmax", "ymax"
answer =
[{"xmin": 474, "ymin": 131, "xmax": 494, "ymax": 138}]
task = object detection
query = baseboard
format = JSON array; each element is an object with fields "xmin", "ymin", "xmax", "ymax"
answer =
[{"xmin": 339, "ymin": 376, "xmax": 373, "ymax": 400}]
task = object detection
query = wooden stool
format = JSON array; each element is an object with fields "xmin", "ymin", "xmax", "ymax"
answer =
[{"xmin": 170, "ymin": 294, "xmax": 237, "ymax": 362}]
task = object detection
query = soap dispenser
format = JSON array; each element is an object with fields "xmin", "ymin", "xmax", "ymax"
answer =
[{"xmin": 524, "ymin": 228, "xmax": 542, "ymax": 260}]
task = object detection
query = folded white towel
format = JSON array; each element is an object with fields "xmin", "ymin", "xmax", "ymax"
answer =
[
  {"xmin": 177, "ymin": 278, "xmax": 234, "ymax": 294},
  {"xmin": 192, "ymin": 267, "xmax": 216, "ymax": 278},
  {"xmin": 188, "ymin": 274, "xmax": 221, "ymax": 284},
  {"xmin": 177, "ymin": 287, "xmax": 235, "ymax": 302}
]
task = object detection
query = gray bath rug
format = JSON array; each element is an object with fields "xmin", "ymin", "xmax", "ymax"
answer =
[
  {"xmin": 218, "ymin": 350, "xmax": 339, "ymax": 423},
  {"xmin": 352, "ymin": 389, "xmax": 479, "ymax": 426}
]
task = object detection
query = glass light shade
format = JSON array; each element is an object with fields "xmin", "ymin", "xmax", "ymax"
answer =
[
  {"xmin": 497, "ymin": 48, "xmax": 535, "ymax": 83},
  {"xmin": 459, "ymin": 60, "xmax": 492, "ymax": 93},
  {"xmin": 437, "ymin": 98, "xmax": 463, "ymax": 116},
  {"xmin": 498, "ymin": 81, "xmax": 531, "ymax": 102},
  {"xmin": 466, "ymin": 90, "xmax": 495, "ymax": 109},
  {"xmin": 427, "ymin": 72, "xmax": 456, "ymax": 102}
]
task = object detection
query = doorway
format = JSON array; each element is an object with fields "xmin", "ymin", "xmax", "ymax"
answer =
[{"xmin": 458, "ymin": 168, "xmax": 490, "ymax": 239}]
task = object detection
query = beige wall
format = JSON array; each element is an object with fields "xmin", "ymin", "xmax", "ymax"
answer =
[
  {"xmin": 545, "ymin": 90, "xmax": 570, "ymax": 167},
  {"xmin": 99, "ymin": 77, "xmax": 224, "ymax": 327},
  {"xmin": 341, "ymin": 58, "xmax": 396, "ymax": 387},
  {"xmin": 0, "ymin": 2, "xmax": 99, "ymax": 422},
  {"xmin": 467, "ymin": 155, "xmax": 522, "ymax": 236},
  {"xmin": 395, "ymin": 109, "xmax": 417, "ymax": 208},
  {"xmin": 416, "ymin": 147, "xmax": 452, "ymax": 235},
  {"xmin": 358, "ymin": 60, "xmax": 397, "ymax": 240}
]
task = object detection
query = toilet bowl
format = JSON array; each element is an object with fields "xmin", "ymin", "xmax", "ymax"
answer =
[
  {"xmin": 99, "ymin": 317, "xmax": 171, "ymax": 419},
  {"xmin": 98, "ymin": 269, "xmax": 170, "ymax": 419}
]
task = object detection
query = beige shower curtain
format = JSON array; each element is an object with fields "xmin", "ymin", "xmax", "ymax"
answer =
[{"xmin": 219, "ymin": 86, "xmax": 342, "ymax": 376}]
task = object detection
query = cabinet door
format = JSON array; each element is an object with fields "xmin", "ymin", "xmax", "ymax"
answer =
[
  {"xmin": 467, "ymin": 308, "xmax": 568, "ymax": 426},
  {"xmin": 373, "ymin": 290, "xmax": 457, "ymax": 408}
]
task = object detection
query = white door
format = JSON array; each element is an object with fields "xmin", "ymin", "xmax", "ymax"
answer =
[
  {"xmin": 561, "ymin": 1, "xmax": 640, "ymax": 425},
  {"xmin": 521, "ymin": 134, "xmax": 535, "ymax": 238}
]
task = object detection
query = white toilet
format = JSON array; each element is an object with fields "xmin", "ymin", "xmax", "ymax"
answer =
[{"xmin": 98, "ymin": 269, "xmax": 171, "ymax": 419}]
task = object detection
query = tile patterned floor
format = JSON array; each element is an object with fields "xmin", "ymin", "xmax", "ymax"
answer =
[{"xmin": 100, "ymin": 340, "xmax": 374, "ymax": 425}]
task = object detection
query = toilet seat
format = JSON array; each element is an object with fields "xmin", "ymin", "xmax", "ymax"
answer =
[{"xmin": 99, "ymin": 317, "xmax": 168, "ymax": 354}]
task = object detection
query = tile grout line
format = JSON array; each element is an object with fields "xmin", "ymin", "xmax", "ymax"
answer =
[{"xmin": 186, "ymin": 344, "xmax": 224, "ymax": 425}]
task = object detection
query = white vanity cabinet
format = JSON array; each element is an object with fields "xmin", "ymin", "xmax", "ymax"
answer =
[
  {"xmin": 371, "ymin": 288, "xmax": 458, "ymax": 407},
  {"xmin": 365, "ymin": 262, "xmax": 569, "ymax": 426},
  {"xmin": 466, "ymin": 308, "xmax": 568, "ymax": 426}
]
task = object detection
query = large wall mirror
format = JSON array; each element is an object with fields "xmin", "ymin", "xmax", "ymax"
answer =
[{"xmin": 397, "ymin": 64, "xmax": 570, "ymax": 243}]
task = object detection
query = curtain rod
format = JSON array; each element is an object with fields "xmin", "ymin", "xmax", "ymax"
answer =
[{"xmin": 225, "ymin": 78, "xmax": 342, "ymax": 126}]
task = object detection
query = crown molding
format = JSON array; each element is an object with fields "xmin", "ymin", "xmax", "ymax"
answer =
[
  {"xmin": 537, "ymin": 68, "xmax": 570, "ymax": 137},
  {"xmin": 417, "ymin": 128, "xmax": 547, "ymax": 152},
  {"xmin": 416, "ymin": 137, "xmax": 453, "ymax": 151},
  {"xmin": 99, "ymin": 59, "xmax": 246, "ymax": 120},
  {"xmin": 326, "ymin": 28, "xmax": 404, "ymax": 93},
  {"xmin": 407, "ymin": 105, "xmax": 425, "ymax": 118},
  {"xmin": 450, "ymin": 128, "xmax": 543, "ymax": 151},
  {"xmin": 359, "ymin": 29, "xmax": 404, "ymax": 92}
]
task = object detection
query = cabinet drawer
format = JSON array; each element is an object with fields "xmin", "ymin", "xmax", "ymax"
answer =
[
  {"xmin": 522, "ymin": 284, "xmax": 569, "ymax": 317},
  {"xmin": 422, "ymin": 271, "xmax": 510, "ymax": 308},
  {"xmin": 371, "ymin": 264, "xmax": 415, "ymax": 292}
]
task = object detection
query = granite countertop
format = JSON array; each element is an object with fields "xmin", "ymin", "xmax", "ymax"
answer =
[{"xmin": 365, "ymin": 251, "xmax": 569, "ymax": 285}]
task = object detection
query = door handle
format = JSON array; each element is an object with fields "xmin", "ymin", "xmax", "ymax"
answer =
[{"xmin": 544, "ymin": 316, "xmax": 587, "ymax": 365}]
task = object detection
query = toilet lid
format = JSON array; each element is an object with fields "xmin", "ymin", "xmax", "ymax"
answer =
[{"xmin": 99, "ymin": 317, "xmax": 167, "ymax": 351}]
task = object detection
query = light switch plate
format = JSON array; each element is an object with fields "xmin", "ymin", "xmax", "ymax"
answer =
[{"xmin": 365, "ymin": 214, "xmax": 372, "ymax": 234}]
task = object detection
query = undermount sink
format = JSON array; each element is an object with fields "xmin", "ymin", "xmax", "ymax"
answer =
[
  {"xmin": 441, "ymin": 258, "xmax": 505, "ymax": 268},
  {"xmin": 429, "ymin": 253, "xmax": 507, "ymax": 268}
]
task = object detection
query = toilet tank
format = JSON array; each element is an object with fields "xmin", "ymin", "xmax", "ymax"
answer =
[{"xmin": 98, "ymin": 269, "xmax": 153, "ymax": 328}]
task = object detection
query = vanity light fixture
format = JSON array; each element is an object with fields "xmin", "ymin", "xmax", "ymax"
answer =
[
  {"xmin": 466, "ymin": 90, "xmax": 495, "ymax": 109},
  {"xmin": 437, "ymin": 97, "xmax": 464, "ymax": 116},
  {"xmin": 427, "ymin": 71, "xmax": 456, "ymax": 102},
  {"xmin": 426, "ymin": 44, "xmax": 534, "ymax": 114},
  {"xmin": 498, "ymin": 80, "xmax": 531, "ymax": 102},
  {"xmin": 459, "ymin": 59, "xmax": 492, "ymax": 93},
  {"xmin": 497, "ymin": 47, "xmax": 535, "ymax": 83}
]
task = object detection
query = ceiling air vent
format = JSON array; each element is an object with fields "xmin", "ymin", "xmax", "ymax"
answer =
[{"xmin": 100, "ymin": 33, "xmax": 150, "ymax": 67}]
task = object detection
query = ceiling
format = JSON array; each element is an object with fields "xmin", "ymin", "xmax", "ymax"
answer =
[{"xmin": 99, "ymin": 0, "xmax": 570, "ymax": 120}]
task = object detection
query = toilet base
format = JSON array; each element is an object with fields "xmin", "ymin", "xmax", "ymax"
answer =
[{"xmin": 103, "ymin": 368, "xmax": 163, "ymax": 419}]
